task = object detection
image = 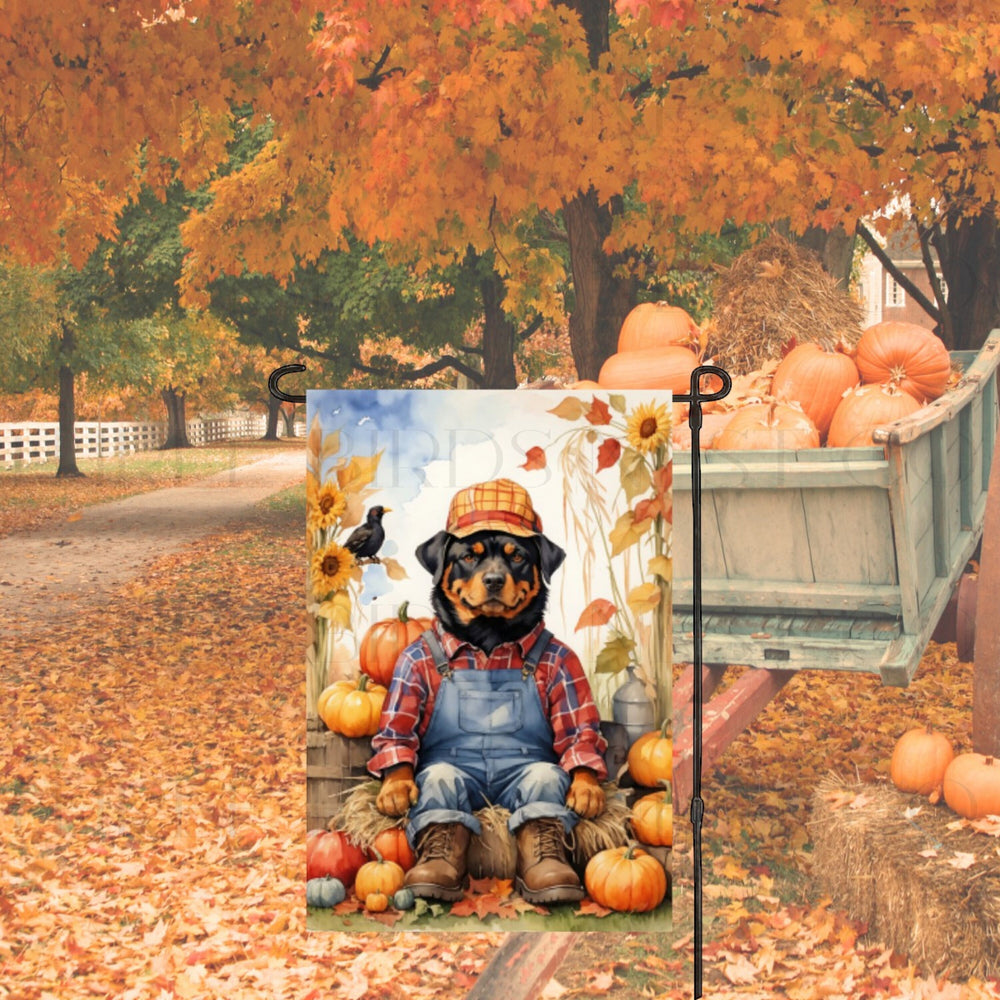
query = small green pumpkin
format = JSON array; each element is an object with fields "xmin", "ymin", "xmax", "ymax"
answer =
[
  {"xmin": 306, "ymin": 876, "xmax": 346, "ymax": 908},
  {"xmin": 392, "ymin": 887, "xmax": 416, "ymax": 910}
]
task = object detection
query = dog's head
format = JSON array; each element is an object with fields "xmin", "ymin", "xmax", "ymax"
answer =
[{"xmin": 416, "ymin": 528, "xmax": 565, "ymax": 651}]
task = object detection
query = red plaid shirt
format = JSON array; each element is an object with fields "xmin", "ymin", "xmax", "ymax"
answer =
[{"xmin": 368, "ymin": 619, "xmax": 608, "ymax": 780}]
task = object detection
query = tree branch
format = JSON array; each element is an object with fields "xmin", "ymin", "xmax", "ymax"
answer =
[
  {"xmin": 855, "ymin": 222, "xmax": 941, "ymax": 324},
  {"xmin": 355, "ymin": 353, "xmax": 484, "ymax": 385},
  {"xmin": 919, "ymin": 220, "xmax": 954, "ymax": 347},
  {"xmin": 517, "ymin": 314, "xmax": 545, "ymax": 342},
  {"xmin": 357, "ymin": 45, "xmax": 404, "ymax": 90},
  {"xmin": 293, "ymin": 339, "xmax": 484, "ymax": 384}
]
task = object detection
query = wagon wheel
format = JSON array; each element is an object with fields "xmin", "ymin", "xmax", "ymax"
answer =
[
  {"xmin": 973, "ymin": 437, "xmax": 1000, "ymax": 757},
  {"xmin": 955, "ymin": 570, "xmax": 978, "ymax": 663}
]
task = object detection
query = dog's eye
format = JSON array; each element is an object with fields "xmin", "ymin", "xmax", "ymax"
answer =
[
  {"xmin": 511, "ymin": 552, "xmax": 524, "ymax": 563},
  {"xmin": 462, "ymin": 553, "xmax": 477, "ymax": 563}
]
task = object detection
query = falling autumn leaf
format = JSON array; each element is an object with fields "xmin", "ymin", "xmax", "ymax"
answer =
[
  {"xmin": 547, "ymin": 396, "xmax": 589, "ymax": 421},
  {"xmin": 574, "ymin": 598, "xmax": 617, "ymax": 631},
  {"xmin": 596, "ymin": 436, "xmax": 622, "ymax": 472},
  {"xmin": 584, "ymin": 396, "xmax": 612, "ymax": 425},
  {"xmin": 520, "ymin": 445, "xmax": 547, "ymax": 470}
]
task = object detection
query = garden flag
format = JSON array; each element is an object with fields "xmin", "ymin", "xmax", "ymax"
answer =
[{"xmin": 303, "ymin": 388, "xmax": 673, "ymax": 932}]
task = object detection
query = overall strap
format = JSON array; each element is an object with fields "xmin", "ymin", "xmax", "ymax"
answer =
[
  {"xmin": 522, "ymin": 628, "xmax": 553, "ymax": 677},
  {"xmin": 420, "ymin": 628, "xmax": 453, "ymax": 678}
]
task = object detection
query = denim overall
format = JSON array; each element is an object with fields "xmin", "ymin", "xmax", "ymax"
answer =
[{"xmin": 405, "ymin": 628, "xmax": 577, "ymax": 845}]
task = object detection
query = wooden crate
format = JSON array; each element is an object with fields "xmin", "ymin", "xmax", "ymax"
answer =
[{"xmin": 306, "ymin": 722, "xmax": 374, "ymax": 831}]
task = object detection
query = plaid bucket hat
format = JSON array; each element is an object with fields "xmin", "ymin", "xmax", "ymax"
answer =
[{"xmin": 445, "ymin": 478, "xmax": 543, "ymax": 539}]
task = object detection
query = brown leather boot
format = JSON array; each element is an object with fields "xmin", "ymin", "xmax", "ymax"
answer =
[
  {"xmin": 514, "ymin": 818, "xmax": 584, "ymax": 904},
  {"xmin": 403, "ymin": 823, "xmax": 471, "ymax": 901}
]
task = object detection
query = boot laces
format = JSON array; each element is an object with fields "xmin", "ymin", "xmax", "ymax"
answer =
[
  {"xmin": 418, "ymin": 824, "xmax": 456, "ymax": 861},
  {"xmin": 532, "ymin": 820, "xmax": 567, "ymax": 859}
]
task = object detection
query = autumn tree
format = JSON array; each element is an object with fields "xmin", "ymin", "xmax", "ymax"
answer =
[
  {"xmin": 182, "ymin": 1, "xmax": 706, "ymax": 381},
  {"xmin": 616, "ymin": 0, "xmax": 1000, "ymax": 348}
]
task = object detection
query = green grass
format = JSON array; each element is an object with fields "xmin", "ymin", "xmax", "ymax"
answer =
[{"xmin": 257, "ymin": 483, "xmax": 307, "ymax": 516}]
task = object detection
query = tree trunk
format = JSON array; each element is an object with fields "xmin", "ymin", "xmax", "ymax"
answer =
[
  {"xmin": 280, "ymin": 402, "xmax": 297, "ymax": 437},
  {"xmin": 56, "ymin": 321, "xmax": 83, "ymax": 478},
  {"xmin": 263, "ymin": 392, "xmax": 282, "ymax": 440},
  {"xmin": 556, "ymin": 0, "xmax": 636, "ymax": 380},
  {"xmin": 777, "ymin": 221, "xmax": 856, "ymax": 289},
  {"xmin": 160, "ymin": 387, "xmax": 193, "ymax": 449},
  {"xmin": 480, "ymin": 270, "xmax": 518, "ymax": 389},
  {"xmin": 932, "ymin": 210, "xmax": 1000, "ymax": 351},
  {"xmin": 563, "ymin": 187, "xmax": 636, "ymax": 380}
]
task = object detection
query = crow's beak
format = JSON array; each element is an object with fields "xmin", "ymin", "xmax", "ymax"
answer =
[{"xmin": 382, "ymin": 507, "xmax": 393, "ymax": 514}]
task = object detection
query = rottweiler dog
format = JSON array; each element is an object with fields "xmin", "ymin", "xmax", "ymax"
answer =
[{"xmin": 415, "ymin": 528, "xmax": 566, "ymax": 653}]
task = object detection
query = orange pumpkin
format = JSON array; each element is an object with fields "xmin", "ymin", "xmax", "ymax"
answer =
[
  {"xmin": 889, "ymin": 726, "xmax": 955, "ymax": 796},
  {"xmin": 354, "ymin": 849, "xmax": 406, "ymax": 900},
  {"xmin": 712, "ymin": 400, "xmax": 820, "ymax": 451},
  {"xmin": 598, "ymin": 346, "xmax": 699, "ymax": 392},
  {"xmin": 630, "ymin": 790, "xmax": 673, "ymax": 847},
  {"xmin": 584, "ymin": 844, "xmax": 668, "ymax": 912},
  {"xmin": 627, "ymin": 721, "xmax": 672, "ymax": 788},
  {"xmin": 826, "ymin": 382, "xmax": 921, "ymax": 448},
  {"xmin": 855, "ymin": 321, "xmax": 951, "ymax": 402},
  {"xmin": 671, "ymin": 411, "xmax": 735, "ymax": 450},
  {"xmin": 364, "ymin": 892, "xmax": 390, "ymax": 912},
  {"xmin": 617, "ymin": 301, "xmax": 700, "ymax": 353},
  {"xmin": 319, "ymin": 674, "xmax": 388, "ymax": 737},
  {"xmin": 771, "ymin": 342, "xmax": 860, "ymax": 438},
  {"xmin": 942, "ymin": 753, "xmax": 1000, "ymax": 819},
  {"xmin": 359, "ymin": 601, "xmax": 433, "ymax": 687},
  {"xmin": 371, "ymin": 827, "xmax": 416, "ymax": 871},
  {"xmin": 569, "ymin": 379, "xmax": 602, "ymax": 389}
]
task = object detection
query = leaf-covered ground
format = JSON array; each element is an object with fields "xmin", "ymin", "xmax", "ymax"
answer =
[
  {"xmin": 549, "ymin": 650, "xmax": 1000, "ymax": 998},
  {"xmin": 3, "ymin": 455, "xmax": 1000, "ymax": 998},
  {"xmin": 0, "ymin": 483, "xmax": 500, "ymax": 998}
]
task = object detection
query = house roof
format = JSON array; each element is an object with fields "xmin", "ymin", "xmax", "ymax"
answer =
[{"xmin": 884, "ymin": 221, "xmax": 939, "ymax": 265}]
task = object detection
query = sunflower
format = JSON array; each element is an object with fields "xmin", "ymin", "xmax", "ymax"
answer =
[
  {"xmin": 310, "ymin": 542, "xmax": 356, "ymax": 597},
  {"xmin": 308, "ymin": 481, "xmax": 348, "ymax": 531},
  {"xmin": 626, "ymin": 402, "xmax": 671, "ymax": 453}
]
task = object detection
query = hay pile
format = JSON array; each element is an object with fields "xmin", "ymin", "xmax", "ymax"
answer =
[
  {"xmin": 332, "ymin": 781, "xmax": 630, "ymax": 877},
  {"xmin": 810, "ymin": 774, "xmax": 1000, "ymax": 979},
  {"xmin": 708, "ymin": 234, "xmax": 865, "ymax": 374}
]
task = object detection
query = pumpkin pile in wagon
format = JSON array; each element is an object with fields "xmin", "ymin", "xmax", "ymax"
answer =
[{"xmin": 590, "ymin": 233, "xmax": 963, "ymax": 452}]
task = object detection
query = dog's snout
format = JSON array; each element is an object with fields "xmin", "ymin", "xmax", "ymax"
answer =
[{"xmin": 482, "ymin": 570, "xmax": 506, "ymax": 593}]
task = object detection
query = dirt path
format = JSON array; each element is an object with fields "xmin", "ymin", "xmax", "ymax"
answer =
[{"xmin": 0, "ymin": 451, "xmax": 303, "ymax": 635}]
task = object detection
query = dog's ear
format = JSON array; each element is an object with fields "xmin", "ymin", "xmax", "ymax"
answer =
[
  {"xmin": 416, "ymin": 531, "xmax": 453, "ymax": 584},
  {"xmin": 534, "ymin": 535, "xmax": 566, "ymax": 583}
]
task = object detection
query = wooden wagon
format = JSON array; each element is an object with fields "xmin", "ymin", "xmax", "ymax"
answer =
[{"xmin": 671, "ymin": 329, "xmax": 1000, "ymax": 810}]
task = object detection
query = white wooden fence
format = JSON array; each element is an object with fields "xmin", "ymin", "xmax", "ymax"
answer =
[{"xmin": 0, "ymin": 413, "xmax": 279, "ymax": 467}]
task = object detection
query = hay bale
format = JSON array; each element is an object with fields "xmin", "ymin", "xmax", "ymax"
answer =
[
  {"xmin": 332, "ymin": 781, "xmax": 628, "ymax": 877},
  {"xmin": 810, "ymin": 774, "xmax": 1000, "ymax": 980},
  {"xmin": 467, "ymin": 804, "xmax": 518, "ymax": 879},
  {"xmin": 708, "ymin": 233, "xmax": 864, "ymax": 374}
]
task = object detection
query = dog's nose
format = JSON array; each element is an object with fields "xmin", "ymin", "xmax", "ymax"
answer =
[{"xmin": 482, "ymin": 571, "xmax": 506, "ymax": 593}]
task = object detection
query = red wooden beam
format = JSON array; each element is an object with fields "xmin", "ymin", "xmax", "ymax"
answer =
[
  {"xmin": 673, "ymin": 666, "xmax": 795, "ymax": 813},
  {"xmin": 973, "ymin": 438, "xmax": 1000, "ymax": 756},
  {"xmin": 673, "ymin": 662, "xmax": 728, "ymax": 713},
  {"xmin": 466, "ymin": 932, "xmax": 577, "ymax": 1000}
]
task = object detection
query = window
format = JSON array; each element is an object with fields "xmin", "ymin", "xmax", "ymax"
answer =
[{"xmin": 886, "ymin": 275, "xmax": 906, "ymax": 308}]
